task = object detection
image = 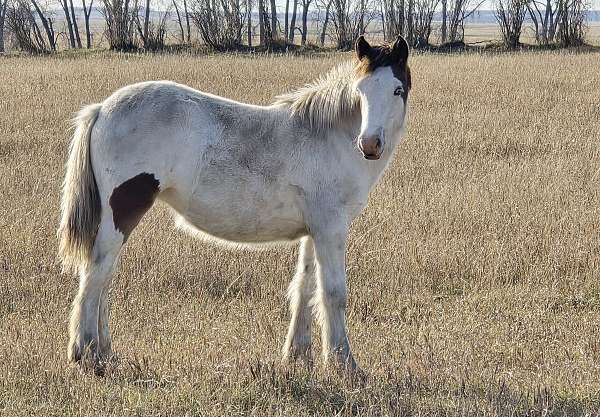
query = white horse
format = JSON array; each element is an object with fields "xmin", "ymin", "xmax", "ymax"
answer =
[{"xmin": 58, "ymin": 35, "xmax": 412, "ymax": 372}]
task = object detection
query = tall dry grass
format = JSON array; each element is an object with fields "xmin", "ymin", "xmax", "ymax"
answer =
[{"xmin": 0, "ymin": 50, "xmax": 599, "ymax": 416}]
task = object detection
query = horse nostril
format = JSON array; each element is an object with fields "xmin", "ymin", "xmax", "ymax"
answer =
[{"xmin": 375, "ymin": 138, "xmax": 382, "ymax": 148}]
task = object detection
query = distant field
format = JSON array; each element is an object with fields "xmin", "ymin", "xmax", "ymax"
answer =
[
  {"xmin": 0, "ymin": 50, "xmax": 599, "ymax": 416},
  {"xmin": 461, "ymin": 22, "xmax": 600, "ymax": 44}
]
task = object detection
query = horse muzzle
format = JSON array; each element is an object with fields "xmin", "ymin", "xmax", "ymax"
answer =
[{"xmin": 357, "ymin": 134, "xmax": 384, "ymax": 160}]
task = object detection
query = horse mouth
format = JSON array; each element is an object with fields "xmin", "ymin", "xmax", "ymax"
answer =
[
  {"xmin": 357, "ymin": 139, "xmax": 384, "ymax": 161},
  {"xmin": 362, "ymin": 152, "xmax": 382, "ymax": 160}
]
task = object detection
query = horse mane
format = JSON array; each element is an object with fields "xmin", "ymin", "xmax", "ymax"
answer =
[{"xmin": 273, "ymin": 61, "xmax": 361, "ymax": 131}]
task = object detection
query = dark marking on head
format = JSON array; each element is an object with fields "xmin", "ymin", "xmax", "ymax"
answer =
[
  {"xmin": 109, "ymin": 173, "xmax": 160, "ymax": 241},
  {"xmin": 355, "ymin": 35, "xmax": 412, "ymax": 103},
  {"xmin": 391, "ymin": 64, "xmax": 412, "ymax": 103}
]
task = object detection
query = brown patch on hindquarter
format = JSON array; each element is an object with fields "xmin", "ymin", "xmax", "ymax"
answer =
[{"xmin": 109, "ymin": 173, "xmax": 160, "ymax": 241}]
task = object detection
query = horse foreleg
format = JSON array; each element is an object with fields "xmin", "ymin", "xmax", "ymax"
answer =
[
  {"xmin": 283, "ymin": 236, "xmax": 316, "ymax": 364},
  {"xmin": 311, "ymin": 224, "xmax": 356, "ymax": 371}
]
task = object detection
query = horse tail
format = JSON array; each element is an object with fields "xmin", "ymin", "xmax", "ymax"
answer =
[{"xmin": 58, "ymin": 103, "xmax": 103, "ymax": 274}]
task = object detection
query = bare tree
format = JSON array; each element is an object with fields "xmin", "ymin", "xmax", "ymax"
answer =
[
  {"xmin": 58, "ymin": 0, "xmax": 76, "ymax": 47},
  {"xmin": 329, "ymin": 0, "xmax": 375, "ymax": 49},
  {"xmin": 288, "ymin": 0, "xmax": 298, "ymax": 41},
  {"xmin": 409, "ymin": 0, "xmax": 439, "ymax": 47},
  {"xmin": 82, "ymin": 0, "xmax": 93, "ymax": 47},
  {"xmin": 30, "ymin": 0, "xmax": 56, "ymax": 50},
  {"xmin": 173, "ymin": 0, "xmax": 191, "ymax": 43},
  {"xmin": 142, "ymin": 0, "xmax": 150, "ymax": 41},
  {"xmin": 445, "ymin": 0, "xmax": 484, "ymax": 42},
  {"xmin": 258, "ymin": 0, "xmax": 264, "ymax": 43},
  {"xmin": 173, "ymin": 0, "xmax": 185, "ymax": 42},
  {"xmin": 0, "ymin": 0, "xmax": 7, "ymax": 52},
  {"xmin": 191, "ymin": 0, "xmax": 245, "ymax": 48},
  {"xmin": 441, "ymin": 0, "xmax": 447, "ymax": 41},
  {"xmin": 183, "ymin": 0, "xmax": 191, "ymax": 42},
  {"xmin": 527, "ymin": 0, "xmax": 561, "ymax": 44},
  {"xmin": 102, "ymin": 0, "xmax": 137, "ymax": 50},
  {"xmin": 261, "ymin": 0, "xmax": 273, "ymax": 45},
  {"xmin": 381, "ymin": 0, "xmax": 405, "ymax": 41},
  {"xmin": 136, "ymin": 4, "xmax": 169, "ymax": 49},
  {"xmin": 69, "ymin": 0, "xmax": 82, "ymax": 47},
  {"xmin": 318, "ymin": 0, "xmax": 332, "ymax": 45},
  {"xmin": 6, "ymin": 0, "xmax": 53, "ymax": 52},
  {"xmin": 557, "ymin": 0, "xmax": 588, "ymax": 46},
  {"xmin": 246, "ymin": 0, "xmax": 252, "ymax": 45},
  {"xmin": 300, "ymin": 0, "xmax": 312, "ymax": 44},
  {"xmin": 495, "ymin": 0, "xmax": 527, "ymax": 48},
  {"xmin": 269, "ymin": 0, "xmax": 277, "ymax": 38},
  {"xmin": 284, "ymin": 0, "xmax": 289, "ymax": 38}
]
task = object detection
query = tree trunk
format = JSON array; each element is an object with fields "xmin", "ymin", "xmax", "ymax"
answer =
[
  {"xmin": 247, "ymin": 0, "xmax": 252, "ymax": 46},
  {"xmin": 82, "ymin": 0, "xmax": 93, "ymax": 48},
  {"xmin": 398, "ymin": 0, "xmax": 404, "ymax": 35},
  {"xmin": 441, "ymin": 0, "xmax": 447, "ymax": 42},
  {"xmin": 143, "ymin": 0, "xmax": 150, "ymax": 42},
  {"xmin": 173, "ymin": 0, "xmax": 185, "ymax": 42},
  {"xmin": 406, "ymin": 0, "xmax": 413, "ymax": 44},
  {"xmin": 320, "ymin": 0, "xmax": 332, "ymax": 45},
  {"xmin": 258, "ymin": 0, "xmax": 265, "ymax": 44},
  {"xmin": 30, "ymin": 14, "xmax": 46, "ymax": 49},
  {"xmin": 359, "ymin": 0, "xmax": 365, "ymax": 34},
  {"xmin": 289, "ymin": 0, "xmax": 298, "ymax": 42},
  {"xmin": 382, "ymin": 0, "xmax": 391, "ymax": 40},
  {"xmin": 381, "ymin": 1, "xmax": 386, "ymax": 39},
  {"xmin": 285, "ymin": 0, "xmax": 289, "ymax": 40},
  {"xmin": 183, "ymin": 0, "xmax": 191, "ymax": 43},
  {"xmin": 69, "ymin": 0, "xmax": 82, "ymax": 48},
  {"xmin": 301, "ymin": 0, "xmax": 309, "ymax": 44},
  {"xmin": 59, "ymin": 0, "xmax": 76, "ymax": 48},
  {"xmin": 270, "ymin": 0, "xmax": 277, "ymax": 38},
  {"xmin": 31, "ymin": 0, "xmax": 56, "ymax": 51},
  {"xmin": 0, "ymin": 0, "xmax": 6, "ymax": 53}
]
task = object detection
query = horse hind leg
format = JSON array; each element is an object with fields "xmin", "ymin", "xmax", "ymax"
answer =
[
  {"xmin": 283, "ymin": 237, "xmax": 317, "ymax": 364},
  {"xmin": 68, "ymin": 214, "xmax": 123, "ymax": 368},
  {"xmin": 69, "ymin": 173, "xmax": 160, "ymax": 369}
]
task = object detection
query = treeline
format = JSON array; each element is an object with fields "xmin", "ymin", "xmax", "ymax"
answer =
[{"xmin": 0, "ymin": 0, "xmax": 593, "ymax": 54}]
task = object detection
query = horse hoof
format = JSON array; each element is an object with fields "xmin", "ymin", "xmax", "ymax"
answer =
[{"xmin": 283, "ymin": 344, "xmax": 313, "ymax": 369}]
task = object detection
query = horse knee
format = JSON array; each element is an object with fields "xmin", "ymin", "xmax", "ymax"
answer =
[{"xmin": 319, "ymin": 280, "xmax": 347, "ymax": 310}]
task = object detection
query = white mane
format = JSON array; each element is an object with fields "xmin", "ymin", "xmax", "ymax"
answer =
[{"xmin": 274, "ymin": 61, "xmax": 360, "ymax": 131}]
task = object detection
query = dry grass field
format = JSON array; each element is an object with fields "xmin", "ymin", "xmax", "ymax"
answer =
[{"xmin": 0, "ymin": 49, "xmax": 599, "ymax": 416}]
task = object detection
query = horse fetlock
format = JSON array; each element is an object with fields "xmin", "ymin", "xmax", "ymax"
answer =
[
  {"xmin": 286, "ymin": 330, "xmax": 313, "ymax": 357},
  {"xmin": 68, "ymin": 333, "xmax": 99, "ymax": 364},
  {"xmin": 283, "ymin": 340, "xmax": 313, "ymax": 366},
  {"xmin": 330, "ymin": 344, "xmax": 357, "ymax": 371}
]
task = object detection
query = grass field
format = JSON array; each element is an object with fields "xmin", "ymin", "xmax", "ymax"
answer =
[{"xmin": 0, "ymin": 49, "xmax": 599, "ymax": 416}]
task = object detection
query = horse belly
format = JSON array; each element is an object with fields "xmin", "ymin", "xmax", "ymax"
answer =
[{"xmin": 177, "ymin": 184, "xmax": 307, "ymax": 244}]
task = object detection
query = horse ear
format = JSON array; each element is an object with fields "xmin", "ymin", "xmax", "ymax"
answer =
[
  {"xmin": 391, "ymin": 35, "xmax": 409, "ymax": 63},
  {"xmin": 355, "ymin": 36, "xmax": 372, "ymax": 61}
]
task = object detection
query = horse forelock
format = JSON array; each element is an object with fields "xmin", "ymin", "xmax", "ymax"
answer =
[
  {"xmin": 355, "ymin": 43, "xmax": 411, "ymax": 87},
  {"xmin": 273, "ymin": 61, "xmax": 361, "ymax": 131}
]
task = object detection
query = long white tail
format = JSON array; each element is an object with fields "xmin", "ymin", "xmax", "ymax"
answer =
[{"xmin": 58, "ymin": 104, "xmax": 103, "ymax": 274}]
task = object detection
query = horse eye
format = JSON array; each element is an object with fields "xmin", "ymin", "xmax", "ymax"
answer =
[{"xmin": 393, "ymin": 87, "xmax": 403, "ymax": 96}]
